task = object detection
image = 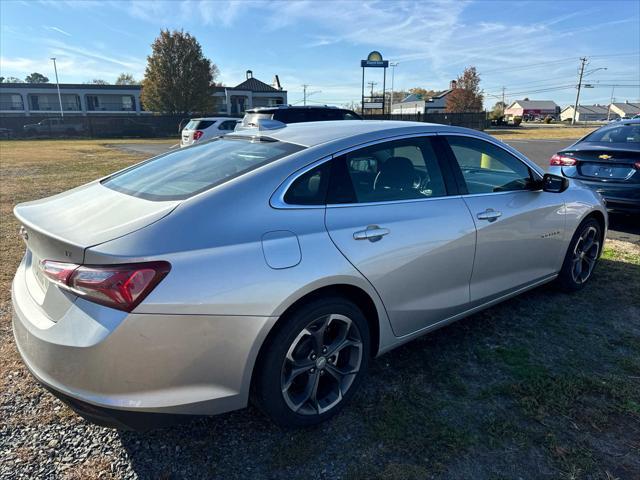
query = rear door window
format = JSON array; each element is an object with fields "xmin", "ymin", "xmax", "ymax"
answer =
[
  {"xmin": 275, "ymin": 109, "xmax": 309, "ymax": 123},
  {"xmin": 328, "ymin": 137, "xmax": 448, "ymax": 203},
  {"xmin": 103, "ymin": 138, "xmax": 304, "ymax": 201}
]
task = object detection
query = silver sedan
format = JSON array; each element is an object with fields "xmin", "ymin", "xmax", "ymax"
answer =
[{"xmin": 12, "ymin": 120, "xmax": 607, "ymax": 428}]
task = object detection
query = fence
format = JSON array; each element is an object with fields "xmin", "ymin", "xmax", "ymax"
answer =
[
  {"xmin": 0, "ymin": 111, "xmax": 490, "ymax": 140},
  {"xmin": 0, "ymin": 114, "xmax": 241, "ymax": 139},
  {"xmin": 364, "ymin": 111, "xmax": 490, "ymax": 130}
]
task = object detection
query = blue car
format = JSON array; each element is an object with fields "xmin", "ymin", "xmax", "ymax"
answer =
[{"xmin": 549, "ymin": 119, "xmax": 640, "ymax": 213}]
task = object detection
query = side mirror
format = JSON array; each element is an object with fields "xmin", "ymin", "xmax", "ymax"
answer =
[{"xmin": 541, "ymin": 173, "xmax": 569, "ymax": 193}]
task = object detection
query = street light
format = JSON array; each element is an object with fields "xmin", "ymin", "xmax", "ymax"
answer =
[
  {"xmin": 50, "ymin": 57, "xmax": 64, "ymax": 118},
  {"xmin": 389, "ymin": 62, "xmax": 398, "ymax": 114}
]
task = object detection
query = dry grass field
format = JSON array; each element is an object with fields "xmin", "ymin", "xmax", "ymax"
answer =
[{"xmin": 1, "ymin": 138, "xmax": 638, "ymax": 480}]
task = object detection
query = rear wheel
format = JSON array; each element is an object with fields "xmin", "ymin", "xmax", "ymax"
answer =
[
  {"xmin": 253, "ymin": 297, "xmax": 369, "ymax": 427},
  {"xmin": 557, "ymin": 217, "xmax": 602, "ymax": 291}
]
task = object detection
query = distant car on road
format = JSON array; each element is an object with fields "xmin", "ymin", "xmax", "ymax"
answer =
[
  {"xmin": 23, "ymin": 118, "xmax": 85, "ymax": 137},
  {"xmin": 180, "ymin": 117, "xmax": 239, "ymax": 147},
  {"xmin": 549, "ymin": 119, "xmax": 639, "ymax": 213},
  {"xmin": 235, "ymin": 105, "xmax": 361, "ymax": 131}
]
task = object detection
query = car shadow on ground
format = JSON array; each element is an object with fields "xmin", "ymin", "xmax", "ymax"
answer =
[
  {"xmin": 608, "ymin": 212, "xmax": 640, "ymax": 241},
  {"xmin": 116, "ymin": 257, "xmax": 640, "ymax": 480}
]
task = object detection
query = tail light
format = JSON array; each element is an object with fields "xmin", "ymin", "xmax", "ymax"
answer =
[
  {"xmin": 40, "ymin": 260, "xmax": 170, "ymax": 312},
  {"xmin": 634, "ymin": 161, "xmax": 640, "ymax": 170},
  {"xmin": 193, "ymin": 130, "xmax": 204, "ymax": 141},
  {"xmin": 550, "ymin": 154, "xmax": 577, "ymax": 166}
]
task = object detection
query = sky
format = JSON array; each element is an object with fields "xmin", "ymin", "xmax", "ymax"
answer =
[{"xmin": 1, "ymin": 0, "xmax": 639, "ymax": 109}]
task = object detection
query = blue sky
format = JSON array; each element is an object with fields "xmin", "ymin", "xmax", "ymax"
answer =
[{"xmin": 1, "ymin": 0, "xmax": 639, "ymax": 108}]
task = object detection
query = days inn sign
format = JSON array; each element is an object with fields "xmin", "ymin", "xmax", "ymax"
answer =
[{"xmin": 361, "ymin": 51, "xmax": 389, "ymax": 68}]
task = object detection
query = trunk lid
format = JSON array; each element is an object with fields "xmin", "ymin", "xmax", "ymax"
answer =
[
  {"xmin": 15, "ymin": 181, "xmax": 179, "ymax": 263},
  {"xmin": 559, "ymin": 143, "xmax": 640, "ymax": 183},
  {"xmin": 15, "ymin": 181, "xmax": 179, "ymax": 320}
]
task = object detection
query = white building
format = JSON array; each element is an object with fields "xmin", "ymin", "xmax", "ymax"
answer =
[
  {"xmin": 609, "ymin": 101, "xmax": 640, "ymax": 119},
  {"xmin": 390, "ymin": 82, "xmax": 456, "ymax": 114},
  {"xmin": 560, "ymin": 104, "xmax": 616, "ymax": 122},
  {"xmin": 0, "ymin": 70, "xmax": 286, "ymax": 116}
]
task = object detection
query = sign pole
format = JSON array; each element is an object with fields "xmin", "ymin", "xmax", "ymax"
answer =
[{"xmin": 361, "ymin": 67, "xmax": 365, "ymax": 118}]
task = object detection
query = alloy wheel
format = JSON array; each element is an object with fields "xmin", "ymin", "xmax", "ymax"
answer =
[
  {"xmin": 571, "ymin": 225, "xmax": 600, "ymax": 284},
  {"xmin": 280, "ymin": 313, "xmax": 363, "ymax": 416}
]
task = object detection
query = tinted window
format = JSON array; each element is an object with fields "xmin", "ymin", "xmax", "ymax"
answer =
[
  {"xmin": 328, "ymin": 137, "xmax": 447, "ymax": 203},
  {"xmin": 184, "ymin": 119, "xmax": 215, "ymax": 130},
  {"xmin": 103, "ymin": 138, "xmax": 304, "ymax": 201},
  {"xmin": 274, "ymin": 109, "xmax": 309, "ymax": 123},
  {"xmin": 583, "ymin": 124, "xmax": 640, "ymax": 143},
  {"xmin": 342, "ymin": 111, "xmax": 361, "ymax": 120},
  {"xmin": 218, "ymin": 120, "xmax": 238, "ymax": 131},
  {"xmin": 446, "ymin": 136, "xmax": 533, "ymax": 194},
  {"xmin": 284, "ymin": 163, "xmax": 330, "ymax": 205}
]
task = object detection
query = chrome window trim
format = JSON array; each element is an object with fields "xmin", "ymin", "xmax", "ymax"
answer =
[
  {"xmin": 438, "ymin": 132, "xmax": 545, "ymax": 179},
  {"xmin": 270, "ymin": 132, "xmax": 441, "ymax": 209},
  {"xmin": 269, "ymin": 130, "xmax": 545, "ymax": 210}
]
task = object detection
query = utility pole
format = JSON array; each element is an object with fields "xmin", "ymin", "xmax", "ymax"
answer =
[
  {"xmin": 501, "ymin": 86, "xmax": 506, "ymax": 116},
  {"xmin": 51, "ymin": 57, "xmax": 64, "ymax": 118},
  {"xmin": 367, "ymin": 81, "xmax": 377, "ymax": 97},
  {"xmin": 302, "ymin": 84, "xmax": 309, "ymax": 106},
  {"xmin": 607, "ymin": 86, "xmax": 615, "ymax": 121},
  {"xmin": 571, "ymin": 57, "xmax": 588, "ymax": 125}
]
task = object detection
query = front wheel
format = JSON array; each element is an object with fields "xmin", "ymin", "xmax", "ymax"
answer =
[
  {"xmin": 556, "ymin": 217, "xmax": 602, "ymax": 291},
  {"xmin": 252, "ymin": 297, "xmax": 370, "ymax": 427}
]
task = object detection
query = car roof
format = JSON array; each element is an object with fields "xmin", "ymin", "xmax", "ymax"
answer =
[
  {"xmin": 246, "ymin": 105, "xmax": 347, "ymax": 112},
  {"xmin": 190, "ymin": 117, "xmax": 237, "ymax": 121},
  {"xmin": 228, "ymin": 120, "xmax": 489, "ymax": 148}
]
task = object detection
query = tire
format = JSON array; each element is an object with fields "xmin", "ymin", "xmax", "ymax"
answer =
[
  {"xmin": 252, "ymin": 296, "xmax": 370, "ymax": 428},
  {"xmin": 556, "ymin": 217, "xmax": 602, "ymax": 292}
]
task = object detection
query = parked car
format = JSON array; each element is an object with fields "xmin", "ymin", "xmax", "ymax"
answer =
[
  {"xmin": 549, "ymin": 119, "xmax": 639, "ymax": 213},
  {"xmin": 12, "ymin": 121, "xmax": 606, "ymax": 429},
  {"xmin": 180, "ymin": 117, "xmax": 239, "ymax": 147},
  {"xmin": 235, "ymin": 105, "xmax": 361, "ymax": 131},
  {"xmin": 23, "ymin": 118, "xmax": 85, "ymax": 137}
]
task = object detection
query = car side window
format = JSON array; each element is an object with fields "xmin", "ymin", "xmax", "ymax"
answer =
[
  {"xmin": 218, "ymin": 120, "xmax": 238, "ymax": 131},
  {"xmin": 327, "ymin": 137, "xmax": 447, "ymax": 203},
  {"xmin": 445, "ymin": 136, "xmax": 534, "ymax": 194},
  {"xmin": 283, "ymin": 162, "xmax": 330, "ymax": 205}
]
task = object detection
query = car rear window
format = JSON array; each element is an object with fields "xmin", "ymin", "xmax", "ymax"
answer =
[
  {"xmin": 103, "ymin": 137, "xmax": 304, "ymax": 201},
  {"xmin": 584, "ymin": 124, "xmax": 640, "ymax": 143},
  {"xmin": 184, "ymin": 120, "xmax": 216, "ymax": 130}
]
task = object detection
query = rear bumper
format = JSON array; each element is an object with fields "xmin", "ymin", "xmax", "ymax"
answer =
[
  {"xmin": 11, "ymin": 258, "xmax": 276, "ymax": 427},
  {"xmin": 551, "ymin": 170, "xmax": 640, "ymax": 212}
]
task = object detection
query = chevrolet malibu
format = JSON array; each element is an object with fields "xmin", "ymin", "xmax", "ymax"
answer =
[{"xmin": 12, "ymin": 121, "xmax": 607, "ymax": 429}]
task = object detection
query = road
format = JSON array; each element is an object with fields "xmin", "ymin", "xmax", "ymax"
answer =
[{"xmin": 111, "ymin": 138, "xmax": 638, "ymax": 243}]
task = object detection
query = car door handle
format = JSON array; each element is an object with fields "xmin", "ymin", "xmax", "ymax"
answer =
[
  {"xmin": 353, "ymin": 226, "xmax": 390, "ymax": 242},
  {"xmin": 476, "ymin": 209, "xmax": 502, "ymax": 222}
]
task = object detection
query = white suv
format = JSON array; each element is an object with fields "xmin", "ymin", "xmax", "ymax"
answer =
[{"xmin": 180, "ymin": 117, "xmax": 239, "ymax": 147}]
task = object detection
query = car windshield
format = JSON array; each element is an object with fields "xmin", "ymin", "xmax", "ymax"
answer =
[
  {"xmin": 103, "ymin": 137, "xmax": 304, "ymax": 201},
  {"xmin": 584, "ymin": 124, "xmax": 640, "ymax": 144}
]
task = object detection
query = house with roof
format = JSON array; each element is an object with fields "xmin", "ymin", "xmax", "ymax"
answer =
[
  {"xmin": 390, "ymin": 81, "xmax": 457, "ymax": 114},
  {"xmin": 609, "ymin": 101, "xmax": 640, "ymax": 119},
  {"xmin": 560, "ymin": 104, "xmax": 616, "ymax": 122},
  {"xmin": 212, "ymin": 70, "xmax": 287, "ymax": 115},
  {"xmin": 504, "ymin": 100, "xmax": 559, "ymax": 121}
]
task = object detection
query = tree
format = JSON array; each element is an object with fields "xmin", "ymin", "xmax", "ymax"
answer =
[
  {"xmin": 445, "ymin": 67, "xmax": 483, "ymax": 112},
  {"xmin": 3, "ymin": 77, "xmax": 24, "ymax": 83},
  {"xmin": 489, "ymin": 101, "xmax": 507, "ymax": 120},
  {"xmin": 408, "ymin": 87, "xmax": 438, "ymax": 100},
  {"xmin": 25, "ymin": 72, "xmax": 49, "ymax": 83},
  {"xmin": 86, "ymin": 79, "xmax": 110, "ymax": 85},
  {"xmin": 141, "ymin": 29, "xmax": 218, "ymax": 114},
  {"xmin": 115, "ymin": 73, "xmax": 139, "ymax": 85}
]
